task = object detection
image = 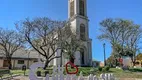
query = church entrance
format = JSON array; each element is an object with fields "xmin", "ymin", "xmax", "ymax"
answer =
[{"xmin": 80, "ymin": 48, "xmax": 85, "ymax": 65}]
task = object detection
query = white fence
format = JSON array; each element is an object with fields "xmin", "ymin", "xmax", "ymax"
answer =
[
  {"xmin": 43, "ymin": 73, "xmax": 115, "ymax": 80},
  {"xmin": 29, "ymin": 62, "xmax": 115, "ymax": 80}
]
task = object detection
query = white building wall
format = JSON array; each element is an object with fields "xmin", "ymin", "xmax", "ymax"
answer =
[
  {"xmin": 0, "ymin": 59, "xmax": 3, "ymax": 68},
  {"xmin": 53, "ymin": 49, "xmax": 61, "ymax": 66},
  {"xmin": 74, "ymin": 51, "xmax": 81, "ymax": 66}
]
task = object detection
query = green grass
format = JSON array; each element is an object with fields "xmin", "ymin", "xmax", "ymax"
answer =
[
  {"xmin": 11, "ymin": 69, "xmax": 29, "ymax": 76},
  {"xmin": 0, "ymin": 69, "xmax": 29, "ymax": 79},
  {"xmin": 1, "ymin": 67, "xmax": 142, "ymax": 78},
  {"xmin": 111, "ymin": 68, "xmax": 142, "ymax": 78}
]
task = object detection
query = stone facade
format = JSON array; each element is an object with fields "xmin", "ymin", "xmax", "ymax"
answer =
[{"xmin": 53, "ymin": 0, "xmax": 92, "ymax": 66}]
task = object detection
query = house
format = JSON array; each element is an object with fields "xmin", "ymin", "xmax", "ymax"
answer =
[
  {"xmin": 100, "ymin": 62, "xmax": 104, "ymax": 67},
  {"xmin": 122, "ymin": 56, "xmax": 142, "ymax": 68},
  {"xmin": 0, "ymin": 49, "xmax": 39, "ymax": 69},
  {"xmin": 92, "ymin": 59, "xmax": 101, "ymax": 67}
]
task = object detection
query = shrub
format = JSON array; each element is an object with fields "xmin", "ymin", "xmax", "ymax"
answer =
[
  {"xmin": 90, "ymin": 68, "xmax": 95, "ymax": 72},
  {"xmin": 90, "ymin": 68, "xmax": 96, "ymax": 74},
  {"xmin": 48, "ymin": 65, "xmax": 53, "ymax": 67},
  {"xmin": 44, "ymin": 70, "xmax": 49, "ymax": 77},
  {"xmin": 98, "ymin": 67, "xmax": 102, "ymax": 71},
  {"xmin": 36, "ymin": 71, "xmax": 41, "ymax": 76},
  {"xmin": 102, "ymin": 68, "xmax": 106, "ymax": 72},
  {"xmin": 105, "ymin": 66, "xmax": 110, "ymax": 71}
]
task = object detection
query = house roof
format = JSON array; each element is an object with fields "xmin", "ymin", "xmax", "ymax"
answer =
[{"xmin": 0, "ymin": 48, "xmax": 39, "ymax": 59}]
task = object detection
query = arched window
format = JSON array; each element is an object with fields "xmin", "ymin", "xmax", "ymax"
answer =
[
  {"xmin": 80, "ymin": 24, "xmax": 86, "ymax": 40},
  {"xmin": 79, "ymin": 0, "xmax": 85, "ymax": 16},
  {"xmin": 80, "ymin": 48, "xmax": 84, "ymax": 64},
  {"xmin": 70, "ymin": 1, "xmax": 74, "ymax": 17}
]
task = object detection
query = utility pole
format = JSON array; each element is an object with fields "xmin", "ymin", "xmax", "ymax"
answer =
[{"xmin": 103, "ymin": 43, "xmax": 106, "ymax": 66}]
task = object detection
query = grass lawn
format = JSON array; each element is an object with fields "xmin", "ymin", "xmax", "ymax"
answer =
[
  {"xmin": 11, "ymin": 69, "xmax": 30, "ymax": 76},
  {"xmin": 111, "ymin": 68, "xmax": 142, "ymax": 78},
  {"xmin": 0, "ymin": 69, "xmax": 29, "ymax": 79},
  {"xmin": 3, "ymin": 67, "xmax": 142, "ymax": 78},
  {"xmin": 67, "ymin": 67, "xmax": 142, "ymax": 78}
]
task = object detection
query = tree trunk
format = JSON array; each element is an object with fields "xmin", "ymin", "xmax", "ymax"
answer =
[
  {"xmin": 69, "ymin": 56, "xmax": 75, "ymax": 64},
  {"xmin": 43, "ymin": 60, "xmax": 49, "ymax": 70},
  {"xmin": 8, "ymin": 59, "xmax": 12, "ymax": 69},
  {"xmin": 69, "ymin": 56, "xmax": 75, "ymax": 68},
  {"xmin": 131, "ymin": 57, "xmax": 136, "ymax": 67},
  {"xmin": 115, "ymin": 59, "xmax": 118, "ymax": 66},
  {"xmin": 132, "ymin": 60, "xmax": 136, "ymax": 67}
]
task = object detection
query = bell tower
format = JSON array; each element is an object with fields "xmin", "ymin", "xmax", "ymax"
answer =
[
  {"xmin": 68, "ymin": 0, "xmax": 92, "ymax": 66},
  {"xmin": 68, "ymin": 0, "xmax": 89, "ymax": 40},
  {"xmin": 68, "ymin": 0, "xmax": 87, "ymax": 19}
]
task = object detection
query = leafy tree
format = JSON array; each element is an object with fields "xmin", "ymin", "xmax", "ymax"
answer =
[
  {"xmin": 136, "ymin": 53, "xmax": 142, "ymax": 60},
  {"xmin": 106, "ymin": 55, "xmax": 116, "ymax": 67},
  {"xmin": 98, "ymin": 18, "xmax": 142, "ymax": 66},
  {"xmin": 125, "ymin": 25, "xmax": 142, "ymax": 66}
]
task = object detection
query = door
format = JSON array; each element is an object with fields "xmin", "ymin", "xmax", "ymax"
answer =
[{"xmin": 3, "ymin": 60, "xmax": 9, "ymax": 67}]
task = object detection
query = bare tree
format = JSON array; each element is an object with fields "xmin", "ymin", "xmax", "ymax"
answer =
[
  {"xmin": 61, "ymin": 26, "xmax": 82, "ymax": 64},
  {"xmin": 16, "ymin": 17, "xmax": 67, "ymax": 69},
  {"xmin": 0, "ymin": 28, "xmax": 24, "ymax": 69}
]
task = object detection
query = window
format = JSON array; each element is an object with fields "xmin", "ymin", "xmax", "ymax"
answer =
[
  {"xmin": 3, "ymin": 60, "xmax": 9, "ymax": 67},
  {"xmin": 18, "ymin": 60, "xmax": 24, "ymax": 64},
  {"xmin": 33, "ymin": 60, "xmax": 38, "ymax": 63},
  {"xmin": 80, "ymin": 24, "xmax": 86, "ymax": 40},
  {"xmin": 80, "ymin": 48, "xmax": 84, "ymax": 64},
  {"xmin": 79, "ymin": 0, "xmax": 85, "ymax": 16},
  {"xmin": 70, "ymin": 1, "xmax": 74, "ymax": 17}
]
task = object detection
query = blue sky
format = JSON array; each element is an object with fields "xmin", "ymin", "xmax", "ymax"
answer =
[{"xmin": 0, "ymin": 0, "xmax": 142, "ymax": 61}]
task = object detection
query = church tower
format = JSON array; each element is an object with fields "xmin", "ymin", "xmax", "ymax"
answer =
[{"xmin": 68, "ymin": 0, "xmax": 92, "ymax": 66}]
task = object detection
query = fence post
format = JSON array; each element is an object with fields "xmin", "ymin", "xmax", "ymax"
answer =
[
  {"xmin": 93, "ymin": 75, "xmax": 98, "ymax": 80},
  {"xmin": 53, "ymin": 66, "xmax": 57, "ymax": 75},
  {"xmin": 110, "ymin": 73, "xmax": 115, "ymax": 80},
  {"xmin": 107, "ymin": 74, "xmax": 111, "ymax": 80},
  {"xmin": 56, "ymin": 74, "xmax": 59, "ymax": 80},
  {"xmin": 51, "ymin": 74, "xmax": 56, "ymax": 80},
  {"xmin": 88, "ymin": 74, "xmax": 93, "ymax": 80},
  {"xmin": 70, "ymin": 74, "xmax": 77, "ymax": 80},
  {"xmin": 105, "ymin": 73, "xmax": 108, "ymax": 80},
  {"xmin": 100, "ymin": 73, "xmax": 105, "ymax": 80},
  {"xmin": 59, "ymin": 74, "xmax": 64, "ymax": 80},
  {"xmin": 58, "ymin": 65, "xmax": 64, "ymax": 74}
]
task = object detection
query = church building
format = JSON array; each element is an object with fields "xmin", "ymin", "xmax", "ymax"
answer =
[{"xmin": 52, "ymin": 0, "xmax": 92, "ymax": 66}]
